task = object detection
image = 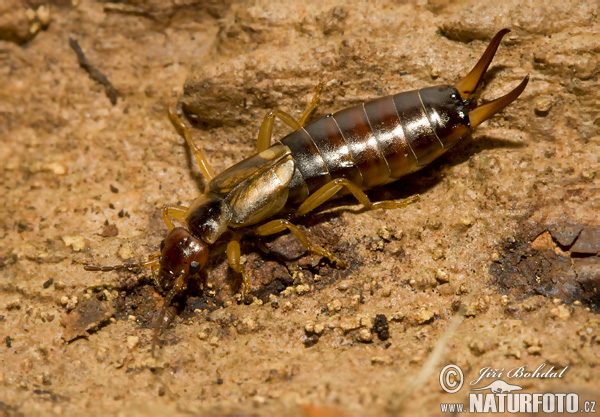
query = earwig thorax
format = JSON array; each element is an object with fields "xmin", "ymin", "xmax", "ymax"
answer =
[{"xmin": 186, "ymin": 193, "xmax": 232, "ymax": 245}]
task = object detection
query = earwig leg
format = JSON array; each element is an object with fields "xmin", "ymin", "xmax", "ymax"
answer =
[
  {"xmin": 256, "ymin": 82, "xmax": 324, "ymax": 153},
  {"xmin": 162, "ymin": 205, "xmax": 189, "ymax": 230},
  {"xmin": 298, "ymin": 81, "xmax": 324, "ymax": 125},
  {"xmin": 226, "ymin": 238, "xmax": 252, "ymax": 297},
  {"xmin": 255, "ymin": 219, "xmax": 345, "ymax": 266},
  {"xmin": 257, "ymin": 111, "xmax": 301, "ymax": 153},
  {"xmin": 168, "ymin": 106, "xmax": 215, "ymax": 181},
  {"xmin": 295, "ymin": 178, "xmax": 420, "ymax": 217}
]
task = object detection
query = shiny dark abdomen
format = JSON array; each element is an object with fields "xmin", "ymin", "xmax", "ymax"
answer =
[{"xmin": 279, "ymin": 89, "xmax": 451, "ymax": 203}]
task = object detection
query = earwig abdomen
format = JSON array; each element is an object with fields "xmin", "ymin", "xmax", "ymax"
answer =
[{"xmin": 280, "ymin": 85, "xmax": 469, "ymax": 203}]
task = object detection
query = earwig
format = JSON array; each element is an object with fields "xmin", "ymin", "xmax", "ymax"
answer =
[{"xmin": 85, "ymin": 29, "xmax": 529, "ymax": 355}]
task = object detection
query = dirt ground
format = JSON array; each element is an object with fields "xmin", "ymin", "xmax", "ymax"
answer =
[{"xmin": 0, "ymin": 0, "xmax": 598, "ymax": 416}]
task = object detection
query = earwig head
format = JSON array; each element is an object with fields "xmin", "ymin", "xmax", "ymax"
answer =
[
  {"xmin": 158, "ymin": 227, "xmax": 210, "ymax": 292},
  {"xmin": 84, "ymin": 226, "xmax": 210, "ymax": 357},
  {"xmin": 453, "ymin": 28, "xmax": 529, "ymax": 129}
]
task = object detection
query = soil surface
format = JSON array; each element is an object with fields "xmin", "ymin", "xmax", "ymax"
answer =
[{"xmin": 0, "ymin": 1, "xmax": 598, "ymax": 416}]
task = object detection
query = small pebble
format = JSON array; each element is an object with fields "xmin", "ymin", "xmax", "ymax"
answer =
[
  {"xmin": 45, "ymin": 162, "xmax": 66, "ymax": 175},
  {"xmin": 359, "ymin": 315, "xmax": 373, "ymax": 329},
  {"xmin": 62, "ymin": 235, "xmax": 85, "ymax": 252},
  {"xmin": 435, "ymin": 269, "xmax": 449, "ymax": 283},
  {"xmin": 304, "ymin": 334, "xmax": 319, "ymax": 347},
  {"xmin": 327, "ymin": 299, "xmax": 342, "ymax": 313},
  {"xmin": 40, "ymin": 311, "xmax": 55, "ymax": 322},
  {"xmin": 357, "ymin": 328, "xmax": 373, "ymax": 343},
  {"xmin": 580, "ymin": 169, "xmax": 594, "ymax": 181},
  {"xmin": 371, "ymin": 356, "xmax": 393, "ymax": 365},
  {"xmin": 295, "ymin": 284, "xmax": 310, "ymax": 295},
  {"xmin": 126, "ymin": 336, "xmax": 139, "ymax": 350},
  {"xmin": 236, "ymin": 317, "xmax": 257, "ymax": 334},
  {"xmin": 36, "ymin": 5, "xmax": 51, "ymax": 26},
  {"xmin": 5, "ymin": 299, "xmax": 22, "ymax": 310},
  {"xmin": 534, "ymin": 96, "xmax": 553, "ymax": 116},
  {"xmin": 305, "ymin": 322, "xmax": 315, "ymax": 334},
  {"xmin": 118, "ymin": 245, "xmax": 134, "ymax": 260},
  {"xmin": 59, "ymin": 295, "xmax": 78, "ymax": 311},
  {"xmin": 198, "ymin": 326, "xmax": 211, "ymax": 340},
  {"xmin": 460, "ymin": 216, "xmax": 473, "ymax": 227},
  {"xmin": 417, "ymin": 309, "xmax": 434, "ymax": 324},
  {"xmin": 38, "ymin": 371, "xmax": 51, "ymax": 385},
  {"xmin": 372, "ymin": 314, "xmax": 389, "ymax": 341},
  {"xmin": 551, "ymin": 304, "xmax": 571, "ymax": 319},
  {"xmin": 340, "ymin": 318, "xmax": 360, "ymax": 332}
]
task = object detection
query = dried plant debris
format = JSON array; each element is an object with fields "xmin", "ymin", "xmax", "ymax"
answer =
[
  {"xmin": 491, "ymin": 221, "xmax": 600, "ymax": 309},
  {"xmin": 69, "ymin": 37, "xmax": 119, "ymax": 105},
  {"xmin": 61, "ymin": 295, "xmax": 116, "ymax": 342}
]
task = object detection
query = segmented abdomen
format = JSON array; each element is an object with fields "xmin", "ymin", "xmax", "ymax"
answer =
[{"xmin": 280, "ymin": 88, "xmax": 453, "ymax": 203}]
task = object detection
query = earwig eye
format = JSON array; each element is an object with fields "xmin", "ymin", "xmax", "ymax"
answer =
[
  {"xmin": 160, "ymin": 239, "xmax": 165, "ymax": 251},
  {"xmin": 189, "ymin": 261, "xmax": 201, "ymax": 276}
]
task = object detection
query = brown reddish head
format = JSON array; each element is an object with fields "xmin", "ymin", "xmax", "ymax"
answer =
[
  {"xmin": 150, "ymin": 227, "xmax": 209, "ymax": 356},
  {"xmin": 84, "ymin": 226, "xmax": 210, "ymax": 356},
  {"xmin": 158, "ymin": 227, "xmax": 209, "ymax": 293}
]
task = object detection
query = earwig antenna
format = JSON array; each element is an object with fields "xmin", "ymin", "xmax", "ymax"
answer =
[
  {"xmin": 150, "ymin": 286, "xmax": 177, "ymax": 357},
  {"xmin": 150, "ymin": 274, "xmax": 186, "ymax": 357},
  {"xmin": 84, "ymin": 258, "xmax": 159, "ymax": 272}
]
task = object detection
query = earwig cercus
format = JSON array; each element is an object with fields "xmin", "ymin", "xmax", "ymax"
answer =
[{"xmin": 85, "ymin": 28, "xmax": 528, "ymax": 355}]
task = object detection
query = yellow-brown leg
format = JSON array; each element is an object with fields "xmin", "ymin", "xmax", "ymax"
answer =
[
  {"xmin": 162, "ymin": 205, "xmax": 188, "ymax": 230},
  {"xmin": 295, "ymin": 178, "xmax": 420, "ymax": 217},
  {"xmin": 168, "ymin": 107, "xmax": 215, "ymax": 181},
  {"xmin": 226, "ymin": 237, "xmax": 252, "ymax": 297},
  {"xmin": 256, "ymin": 81, "xmax": 324, "ymax": 153},
  {"xmin": 255, "ymin": 218, "xmax": 345, "ymax": 266}
]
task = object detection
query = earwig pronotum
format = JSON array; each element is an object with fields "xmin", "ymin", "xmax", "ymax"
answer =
[{"xmin": 85, "ymin": 29, "xmax": 528, "ymax": 355}]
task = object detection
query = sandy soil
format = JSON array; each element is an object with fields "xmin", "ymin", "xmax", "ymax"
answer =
[{"xmin": 0, "ymin": 0, "xmax": 598, "ymax": 416}]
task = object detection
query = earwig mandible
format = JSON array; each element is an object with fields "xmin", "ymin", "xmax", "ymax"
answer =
[{"xmin": 85, "ymin": 29, "xmax": 529, "ymax": 355}]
